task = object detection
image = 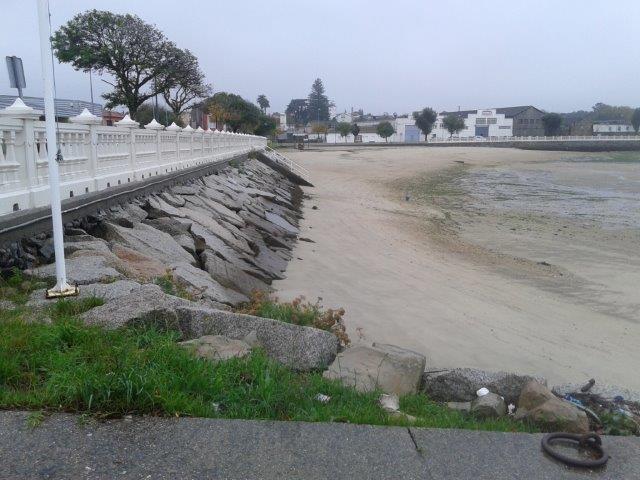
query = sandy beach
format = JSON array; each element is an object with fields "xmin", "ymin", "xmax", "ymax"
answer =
[{"xmin": 274, "ymin": 146, "xmax": 640, "ymax": 389}]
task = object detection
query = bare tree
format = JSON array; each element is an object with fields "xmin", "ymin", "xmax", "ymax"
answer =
[{"xmin": 161, "ymin": 48, "xmax": 211, "ymax": 117}]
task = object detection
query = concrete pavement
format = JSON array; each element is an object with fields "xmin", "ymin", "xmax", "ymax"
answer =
[{"xmin": 1, "ymin": 411, "xmax": 639, "ymax": 479}]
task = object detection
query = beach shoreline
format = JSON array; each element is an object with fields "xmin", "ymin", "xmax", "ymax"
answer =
[{"xmin": 273, "ymin": 146, "xmax": 640, "ymax": 389}]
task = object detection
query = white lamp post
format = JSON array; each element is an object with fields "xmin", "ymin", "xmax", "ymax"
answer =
[{"xmin": 37, "ymin": 0, "xmax": 77, "ymax": 298}]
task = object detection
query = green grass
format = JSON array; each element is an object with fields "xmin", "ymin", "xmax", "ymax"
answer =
[
  {"xmin": 0, "ymin": 268, "xmax": 49, "ymax": 305},
  {"xmin": 0, "ymin": 311, "xmax": 533, "ymax": 432}
]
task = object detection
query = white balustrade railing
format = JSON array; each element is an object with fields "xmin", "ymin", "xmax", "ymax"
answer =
[
  {"xmin": 264, "ymin": 146, "xmax": 310, "ymax": 182},
  {"xmin": 0, "ymin": 101, "xmax": 266, "ymax": 216}
]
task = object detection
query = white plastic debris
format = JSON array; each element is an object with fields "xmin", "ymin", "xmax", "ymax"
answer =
[
  {"xmin": 508, "ymin": 403, "xmax": 516, "ymax": 415},
  {"xmin": 315, "ymin": 393, "xmax": 331, "ymax": 404},
  {"xmin": 476, "ymin": 387, "xmax": 490, "ymax": 397},
  {"xmin": 379, "ymin": 394, "xmax": 400, "ymax": 413}
]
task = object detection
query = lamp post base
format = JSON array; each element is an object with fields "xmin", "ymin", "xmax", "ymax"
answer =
[{"xmin": 45, "ymin": 283, "xmax": 79, "ymax": 299}]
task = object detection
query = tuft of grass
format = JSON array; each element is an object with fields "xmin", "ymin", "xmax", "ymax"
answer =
[
  {"xmin": 154, "ymin": 271, "xmax": 192, "ymax": 300},
  {"xmin": 238, "ymin": 292, "xmax": 350, "ymax": 347},
  {"xmin": 26, "ymin": 411, "xmax": 45, "ymax": 428},
  {"xmin": 0, "ymin": 315, "xmax": 533, "ymax": 432},
  {"xmin": 49, "ymin": 297, "xmax": 105, "ymax": 320},
  {"xmin": 0, "ymin": 268, "xmax": 49, "ymax": 305}
]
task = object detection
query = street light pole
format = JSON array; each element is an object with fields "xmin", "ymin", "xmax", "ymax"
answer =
[{"xmin": 36, "ymin": 0, "xmax": 77, "ymax": 298}]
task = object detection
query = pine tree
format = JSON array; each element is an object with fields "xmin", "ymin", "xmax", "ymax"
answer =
[{"xmin": 307, "ymin": 78, "xmax": 330, "ymax": 122}]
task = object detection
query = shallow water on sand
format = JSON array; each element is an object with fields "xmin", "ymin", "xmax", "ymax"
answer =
[{"xmin": 459, "ymin": 153, "xmax": 640, "ymax": 230}]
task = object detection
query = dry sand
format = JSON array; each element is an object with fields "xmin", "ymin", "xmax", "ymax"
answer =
[{"xmin": 274, "ymin": 146, "xmax": 640, "ymax": 389}]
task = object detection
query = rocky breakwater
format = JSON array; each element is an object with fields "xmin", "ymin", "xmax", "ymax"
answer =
[
  {"xmin": 26, "ymin": 159, "xmax": 299, "ymax": 305},
  {"xmin": 22, "ymin": 159, "xmax": 339, "ymax": 371}
]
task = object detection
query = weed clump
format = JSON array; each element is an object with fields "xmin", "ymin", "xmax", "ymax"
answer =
[
  {"xmin": 154, "ymin": 271, "xmax": 193, "ymax": 300},
  {"xmin": 238, "ymin": 291, "xmax": 350, "ymax": 347}
]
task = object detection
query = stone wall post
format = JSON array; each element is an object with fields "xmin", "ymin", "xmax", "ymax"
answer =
[
  {"xmin": 0, "ymin": 98, "xmax": 43, "ymax": 210},
  {"xmin": 115, "ymin": 114, "xmax": 139, "ymax": 181},
  {"xmin": 70, "ymin": 108, "xmax": 101, "ymax": 192}
]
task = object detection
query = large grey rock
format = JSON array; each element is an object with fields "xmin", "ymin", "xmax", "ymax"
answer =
[
  {"xmin": 27, "ymin": 280, "xmax": 142, "ymax": 308},
  {"xmin": 179, "ymin": 207, "xmax": 253, "ymax": 255},
  {"xmin": 107, "ymin": 204, "xmax": 148, "ymax": 228},
  {"xmin": 141, "ymin": 218, "xmax": 197, "ymax": 256},
  {"xmin": 101, "ymin": 222, "xmax": 196, "ymax": 266},
  {"xmin": 239, "ymin": 210, "xmax": 292, "ymax": 241},
  {"xmin": 515, "ymin": 380, "xmax": 589, "ymax": 433},
  {"xmin": 76, "ymin": 280, "xmax": 143, "ymax": 302},
  {"xmin": 63, "ymin": 239, "xmax": 111, "ymax": 256},
  {"xmin": 244, "ymin": 187, "xmax": 276, "ymax": 200},
  {"xmin": 169, "ymin": 262, "xmax": 248, "ymax": 305},
  {"xmin": 26, "ymin": 255, "xmax": 124, "ymax": 285},
  {"xmin": 324, "ymin": 343, "xmax": 426, "ymax": 395},
  {"xmin": 201, "ymin": 186, "xmax": 242, "ymax": 211},
  {"xmin": 143, "ymin": 217, "xmax": 192, "ymax": 237},
  {"xmin": 552, "ymin": 383, "xmax": 640, "ymax": 404},
  {"xmin": 185, "ymin": 196, "xmax": 244, "ymax": 228},
  {"xmin": 252, "ymin": 240, "xmax": 288, "ymax": 278},
  {"xmin": 80, "ymin": 284, "xmax": 191, "ymax": 330},
  {"xmin": 110, "ymin": 244, "xmax": 169, "ymax": 282},
  {"xmin": 264, "ymin": 212, "xmax": 299, "ymax": 236},
  {"xmin": 145, "ymin": 196, "xmax": 185, "ymax": 219},
  {"xmin": 422, "ymin": 368, "xmax": 545, "ymax": 405},
  {"xmin": 470, "ymin": 393, "xmax": 507, "ymax": 418},
  {"xmin": 160, "ymin": 191, "xmax": 186, "ymax": 208},
  {"xmin": 201, "ymin": 250, "xmax": 269, "ymax": 296},
  {"xmin": 175, "ymin": 234, "xmax": 197, "ymax": 256},
  {"xmin": 202, "ymin": 175, "xmax": 240, "ymax": 200},
  {"xmin": 83, "ymin": 293, "xmax": 337, "ymax": 371},
  {"xmin": 176, "ymin": 307, "xmax": 339, "ymax": 371},
  {"xmin": 171, "ymin": 185, "xmax": 200, "ymax": 195},
  {"xmin": 179, "ymin": 335, "xmax": 251, "ymax": 361}
]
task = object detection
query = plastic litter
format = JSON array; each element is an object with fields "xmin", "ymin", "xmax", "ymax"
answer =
[
  {"xmin": 379, "ymin": 394, "xmax": 400, "ymax": 412},
  {"xmin": 315, "ymin": 393, "xmax": 331, "ymax": 404},
  {"xmin": 563, "ymin": 395, "xmax": 584, "ymax": 407},
  {"xmin": 476, "ymin": 387, "xmax": 489, "ymax": 397},
  {"xmin": 507, "ymin": 403, "xmax": 516, "ymax": 415}
]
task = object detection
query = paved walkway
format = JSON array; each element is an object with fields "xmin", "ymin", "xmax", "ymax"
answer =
[{"xmin": 1, "ymin": 411, "xmax": 639, "ymax": 479}]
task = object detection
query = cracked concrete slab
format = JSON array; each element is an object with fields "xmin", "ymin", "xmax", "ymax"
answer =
[{"xmin": 1, "ymin": 411, "xmax": 638, "ymax": 479}]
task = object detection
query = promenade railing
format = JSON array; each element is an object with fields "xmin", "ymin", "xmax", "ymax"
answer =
[
  {"xmin": 0, "ymin": 101, "xmax": 266, "ymax": 216},
  {"xmin": 264, "ymin": 146, "xmax": 310, "ymax": 183}
]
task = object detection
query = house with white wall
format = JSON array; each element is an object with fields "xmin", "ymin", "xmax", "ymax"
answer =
[
  {"xmin": 593, "ymin": 122, "xmax": 634, "ymax": 135},
  {"xmin": 431, "ymin": 109, "xmax": 513, "ymax": 140},
  {"xmin": 334, "ymin": 112, "xmax": 353, "ymax": 123}
]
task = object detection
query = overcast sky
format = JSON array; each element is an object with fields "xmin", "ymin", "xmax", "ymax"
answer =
[{"xmin": 2, "ymin": 0, "xmax": 639, "ymax": 115}]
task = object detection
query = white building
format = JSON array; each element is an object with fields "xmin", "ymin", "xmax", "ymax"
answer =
[
  {"xmin": 431, "ymin": 109, "xmax": 513, "ymax": 140},
  {"xmin": 327, "ymin": 115, "xmax": 423, "ymax": 143},
  {"xmin": 593, "ymin": 122, "xmax": 634, "ymax": 135},
  {"xmin": 334, "ymin": 111, "xmax": 353, "ymax": 123}
]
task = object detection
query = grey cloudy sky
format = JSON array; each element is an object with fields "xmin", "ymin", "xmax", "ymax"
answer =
[{"xmin": 1, "ymin": 0, "xmax": 639, "ymax": 115}]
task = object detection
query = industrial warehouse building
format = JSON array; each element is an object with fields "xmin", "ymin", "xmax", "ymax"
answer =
[
  {"xmin": 435, "ymin": 105, "xmax": 545, "ymax": 139},
  {"xmin": 431, "ymin": 108, "xmax": 513, "ymax": 140}
]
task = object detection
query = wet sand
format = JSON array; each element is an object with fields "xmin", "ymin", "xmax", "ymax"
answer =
[{"xmin": 273, "ymin": 146, "xmax": 640, "ymax": 389}]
